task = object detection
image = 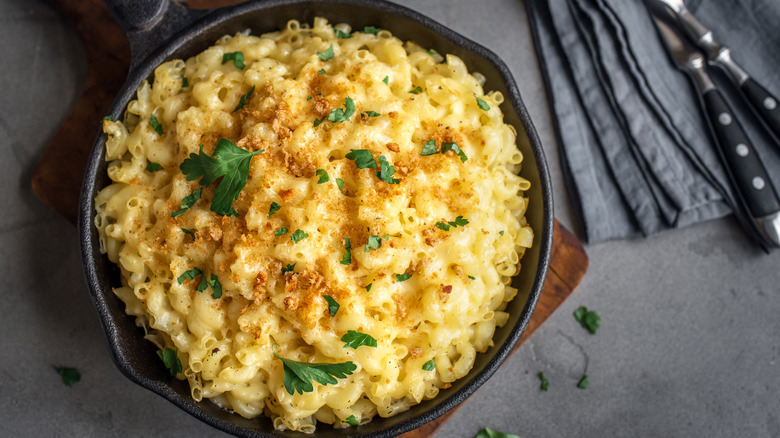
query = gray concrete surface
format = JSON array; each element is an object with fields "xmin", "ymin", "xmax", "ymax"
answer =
[{"xmin": 1, "ymin": 0, "xmax": 778, "ymax": 437}]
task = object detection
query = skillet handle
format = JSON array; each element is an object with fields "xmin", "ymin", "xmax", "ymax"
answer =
[{"xmin": 103, "ymin": 0, "xmax": 212, "ymax": 68}]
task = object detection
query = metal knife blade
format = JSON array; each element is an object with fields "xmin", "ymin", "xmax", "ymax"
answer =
[
  {"xmin": 649, "ymin": 9, "xmax": 780, "ymax": 248},
  {"xmin": 652, "ymin": 0, "xmax": 780, "ymax": 143}
]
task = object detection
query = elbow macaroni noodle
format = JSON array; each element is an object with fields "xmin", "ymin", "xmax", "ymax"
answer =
[{"xmin": 95, "ymin": 17, "xmax": 532, "ymax": 432}]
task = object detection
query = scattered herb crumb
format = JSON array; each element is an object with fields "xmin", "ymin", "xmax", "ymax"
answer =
[
  {"xmin": 157, "ymin": 347, "xmax": 182, "ymax": 376},
  {"xmin": 55, "ymin": 367, "xmax": 81, "ymax": 386},
  {"xmin": 345, "ymin": 415, "xmax": 360, "ymax": 426},
  {"xmin": 538, "ymin": 371, "xmax": 549, "ymax": 391},
  {"xmin": 577, "ymin": 375, "xmax": 589, "ymax": 389},
  {"xmin": 476, "ymin": 96, "xmax": 491, "ymax": 111},
  {"xmin": 573, "ymin": 306, "xmax": 601, "ymax": 334},
  {"xmin": 422, "ymin": 359, "xmax": 436, "ymax": 371},
  {"xmin": 145, "ymin": 161, "xmax": 163, "ymax": 172},
  {"xmin": 149, "ymin": 114, "xmax": 163, "ymax": 136}
]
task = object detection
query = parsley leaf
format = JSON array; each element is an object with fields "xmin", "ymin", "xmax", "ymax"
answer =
[
  {"xmin": 313, "ymin": 117, "xmax": 324, "ymax": 127},
  {"xmin": 441, "ymin": 142, "xmax": 468, "ymax": 162},
  {"xmin": 334, "ymin": 29, "xmax": 352, "ymax": 39},
  {"xmin": 275, "ymin": 226, "xmax": 288, "ymax": 236},
  {"xmin": 274, "ymin": 353, "xmax": 356, "ymax": 395},
  {"xmin": 395, "ymin": 273, "xmax": 412, "ymax": 282},
  {"xmin": 318, "ymin": 68, "xmax": 326, "ymax": 75},
  {"xmin": 364, "ymin": 234, "xmax": 382, "ymax": 252},
  {"xmin": 181, "ymin": 228, "xmax": 195, "ymax": 241},
  {"xmin": 574, "ymin": 306, "xmax": 601, "ymax": 334},
  {"xmin": 474, "ymin": 427, "xmax": 521, "ymax": 438},
  {"xmin": 345, "ymin": 415, "xmax": 360, "ymax": 426},
  {"xmin": 422, "ymin": 359, "xmax": 436, "ymax": 371},
  {"xmin": 382, "ymin": 76, "xmax": 389, "ymax": 85},
  {"xmin": 171, "ymin": 188, "xmax": 202, "ymax": 217},
  {"xmin": 340, "ymin": 237, "xmax": 352, "ymax": 265},
  {"xmin": 55, "ymin": 367, "xmax": 81, "ymax": 386},
  {"xmin": 363, "ymin": 26, "xmax": 381, "ymax": 34},
  {"xmin": 316, "ymin": 169, "xmax": 330, "ymax": 183},
  {"xmin": 323, "ymin": 295, "xmax": 340, "ymax": 316},
  {"xmin": 157, "ymin": 347, "xmax": 183, "ymax": 376},
  {"xmin": 421, "ymin": 139, "xmax": 439, "ymax": 156},
  {"xmin": 538, "ymin": 371, "xmax": 549, "ymax": 391},
  {"xmin": 146, "ymin": 161, "xmax": 163, "ymax": 172},
  {"xmin": 577, "ymin": 375, "xmax": 589, "ymax": 389},
  {"xmin": 436, "ymin": 222, "xmax": 451, "ymax": 231},
  {"xmin": 207, "ymin": 274, "xmax": 222, "ymax": 299},
  {"xmin": 341, "ymin": 330, "xmax": 378, "ymax": 349},
  {"xmin": 375, "ymin": 155, "xmax": 400, "ymax": 184},
  {"xmin": 282, "ymin": 263, "xmax": 296, "ymax": 274},
  {"xmin": 336, "ymin": 178, "xmax": 344, "ymax": 193},
  {"xmin": 346, "ymin": 149, "xmax": 377, "ymax": 169},
  {"xmin": 291, "ymin": 229, "xmax": 309, "ymax": 243},
  {"xmin": 182, "ymin": 76, "xmax": 189, "ymax": 87},
  {"xmin": 196, "ymin": 273, "xmax": 208, "ymax": 292},
  {"xmin": 450, "ymin": 216, "xmax": 469, "ymax": 227},
  {"xmin": 179, "ymin": 139, "xmax": 263, "ymax": 216},
  {"xmin": 409, "ymin": 86, "xmax": 422, "ymax": 94},
  {"xmin": 328, "ymin": 97, "xmax": 356, "ymax": 123},
  {"xmin": 177, "ymin": 267, "xmax": 203, "ymax": 284},
  {"xmin": 103, "ymin": 115, "xmax": 114, "ymax": 122},
  {"xmin": 362, "ymin": 111, "xmax": 380, "ymax": 118},
  {"xmin": 499, "ymin": 230, "xmax": 505, "ymax": 236},
  {"xmin": 232, "ymin": 85, "xmax": 255, "ymax": 112},
  {"xmin": 428, "ymin": 49, "xmax": 439, "ymax": 56},
  {"xmin": 149, "ymin": 114, "xmax": 163, "ymax": 136},
  {"xmin": 468, "ymin": 275, "xmax": 476, "ymax": 280},
  {"xmin": 476, "ymin": 97, "xmax": 491, "ymax": 111},
  {"xmin": 365, "ymin": 283, "xmax": 372, "ymax": 292},
  {"xmin": 268, "ymin": 202, "xmax": 281, "ymax": 217},
  {"xmin": 318, "ymin": 44, "xmax": 335, "ymax": 61},
  {"xmin": 222, "ymin": 51, "xmax": 245, "ymax": 69}
]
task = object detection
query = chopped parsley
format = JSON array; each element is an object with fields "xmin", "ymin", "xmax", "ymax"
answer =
[
  {"xmin": 177, "ymin": 267, "xmax": 203, "ymax": 284},
  {"xmin": 317, "ymin": 44, "xmax": 335, "ymax": 61},
  {"xmin": 157, "ymin": 347, "xmax": 183, "ymax": 376},
  {"xmin": 476, "ymin": 96, "xmax": 491, "ymax": 111},
  {"xmin": 323, "ymin": 295, "xmax": 340, "ymax": 316},
  {"xmin": 307, "ymin": 95, "xmax": 312, "ymax": 100},
  {"xmin": 441, "ymin": 141, "xmax": 468, "ymax": 162},
  {"xmin": 538, "ymin": 371, "xmax": 549, "ymax": 391},
  {"xmin": 334, "ymin": 29, "xmax": 352, "ymax": 39},
  {"xmin": 499, "ymin": 230, "xmax": 505, "ymax": 236},
  {"xmin": 275, "ymin": 226, "xmax": 288, "ymax": 236},
  {"xmin": 422, "ymin": 359, "xmax": 436, "ymax": 371},
  {"xmin": 408, "ymin": 86, "xmax": 422, "ymax": 94},
  {"xmin": 55, "ymin": 367, "xmax": 81, "ymax": 386},
  {"xmin": 291, "ymin": 229, "xmax": 309, "ymax": 243},
  {"xmin": 375, "ymin": 155, "xmax": 400, "ymax": 184},
  {"xmin": 382, "ymin": 76, "xmax": 389, "ymax": 85},
  {"xmin": 268, "ymin": 202, "xmax": 281, "ymax": 217},
  {"xmin": 171, "ymin": 187, "xmax": 202, "ymax": 217},
  {"xmin": 182, "ymin": 76, "xmax": 189, "ymax": 87},
  {"xmin": 363, "ymin": 26, "xmax": 381, "ymax": 34},
  {"xmin": 282, "ymin": 263, "xmax": 296, "ymax": 274},
  {"xmin": 336, "ymin": 178, "xmax": 344, "ymax": 193},
  {"xmin": 345, "ymin": 149, "xmax": 377, "ymax": 169},
  {"xmin": 365, "ymin": 283, "xmax": 372, "ymax": 292},
  {"xmin": 313, "ymin": 117, "xmax": 324, "ymax": 127},
  {"xmin": 468, "ymin": 275, "xmax": 476, "ymax": 280},
  {"xmin": 421, "ymin": 139, "xmax": 439, "ymax": 156},
  {"xmin": 196, "ymin": 274, "xmax": 208, "ymax": 292},
  {"xmin": 362, "ymin": 111, "xmax": 380, "ymax": 118},
  {"xmin": 364, "ymin": 234, "xmax": 382, "ymax": 252},
  {"xmin": 577, "ymin": 375, "xmax": 589, "ymax": 389},
  {"xmin": 436, "ymin": 216, "xmax": 469, "ymax": 231},
  {"xmin": 207, "ymin": 274, "xmax": 222, "ymax": 299},
  {"xmin": 436, "ymin": 222, "xmax": 451, "ymax": 231},
  {"xmin": 395, "ymin": 273, "xmax": 412, "ymax": 282},
  {"xmin": 345, "ymin": 415, "xmax": 360, "ymax": 426},
  {"xmin": 103, "ymin": 115, "xmax": 114, "ymax": 122},
  {"xmin": 318, "ymin": 68, "xmax": 326, "ymax": 75},
  {"xmin": 232, "ymin": 85, "xmax": 255, "ymax": 112},
  {"xmin": 149, "ymin": 114, "xmax": 163, "ymax": 136},
  {"xmin": 341, "ymin": 330, "xmax": 378, "ymax": 349},
  {"xmin": 274, "ymin": 353, "xmax": 356, "ymax": 395},
  {"xmin": 145, "ymin": 161, "xmax": 163, "ymax": 172},
  {"xmin": 181, "ymin": 228, "xmax": 196, "ymax": 241},
  {"xmin": 222, "ymin": 51, "xmax": 245, "ymax": 69},
  {"xmin": 180, "ymin": 139, "xmax": 264, "ymax": 216},
  {"xmin": 316, "ymin": 169, "xmax": 330, "ymax": 183},
  {"xmin": 328, "ymin": 97, "xmax": 356, "ymax": 123},
  {"xmin": 574, "ymin": 306, "xmax": 601, "ymax": 334},
  {"xmin": 340, "ymin": 237, "xmax": 352, "ymax": 265},
  {"xmin": 474, "ymin": 428, "xmax": 521, "ymax": 438}
]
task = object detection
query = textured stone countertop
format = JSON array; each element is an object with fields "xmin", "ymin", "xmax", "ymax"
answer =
[{"xmin": 1, "ymin": 0, "xmax": 778, "ymax": 437}]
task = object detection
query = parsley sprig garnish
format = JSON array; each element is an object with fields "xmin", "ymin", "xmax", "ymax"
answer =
[
  {"xmin": 328, "ymin": 97, "xmax": 356, "ymax": 123},
  {"xmin": 341, "ymin": 330, "xmax": 378, "ymax": 349},
  {"xmin": 317, "ymin": 44, "xmax": 335, "ymax": 61},
  {"xmin": 180, "ymin": 139, "xmax": 264, "ymax": 216},
  {"xmin": 274, "ymin": 353, "xmax": 356, "ymax": 395},
  {"xmin": 435, "ymin": 216, "xmax": 469, "ymax": 231},
  {"xmin": 574, "ymin": 306, "xmax": 601, "ymax": 334},
  {"xmin": 222, "ymin": 51, "xmax": 245, "ymax": 69},
  {"xmin": 157, "ymin": 347, "xmax": 183, "ymax": 376}
]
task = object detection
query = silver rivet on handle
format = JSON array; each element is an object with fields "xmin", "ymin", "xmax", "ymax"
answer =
[
  {"xmin": 736, "ymin": 143, "xmax": 749, "ymax": 157},
  {"xmin": 752, "ymin": 177, "xmax": 766, "ymax": 190},
  {"xmin": 764, "ymin": 97, "xmax": 777, "ymax": 110},
  {"xmin": 718, "ymin": 113, "xmax": 732, "ymax": 125}
]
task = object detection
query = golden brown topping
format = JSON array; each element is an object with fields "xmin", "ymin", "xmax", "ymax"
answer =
[{"xmin": 386, "ymin": 142, "xmax": 400, "ymax": 153}]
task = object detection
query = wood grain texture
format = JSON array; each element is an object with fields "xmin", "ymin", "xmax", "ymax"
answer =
[{"xmin": 32, "ymin": 1, "xmax": 589, "ymax": 436}]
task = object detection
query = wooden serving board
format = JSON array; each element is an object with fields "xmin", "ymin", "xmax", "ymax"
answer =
[{"xmin": 33, "ymin": 0, "xmax": 588, "ymax": 436}]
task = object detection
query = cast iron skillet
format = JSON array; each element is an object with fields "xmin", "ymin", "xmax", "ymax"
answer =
[{"xmin": 79, "ymin": 0, "xmax": 554, "ymax": 436}]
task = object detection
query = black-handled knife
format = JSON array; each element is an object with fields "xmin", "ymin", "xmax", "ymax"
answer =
[
  {"xmin": 653, "ymin": 0, "xmax": 780, "ymax": 143},
  {"xmin": 649, "ymin": 11, "xmax": 780, "ymax": 247}
]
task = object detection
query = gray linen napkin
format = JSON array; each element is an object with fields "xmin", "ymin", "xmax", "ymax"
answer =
[{"xmin": 527, "ymin": 0, "xmax": 780, "ymax": 244}]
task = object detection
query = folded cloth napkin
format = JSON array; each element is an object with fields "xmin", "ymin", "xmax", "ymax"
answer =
[{"xmin": 527, "ymin": 0, "xmax": 780, "ymax": 244}]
